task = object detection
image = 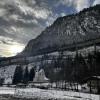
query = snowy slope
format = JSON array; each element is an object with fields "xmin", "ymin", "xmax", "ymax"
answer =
[
  {"xmin": 0, "ymin": 62, "xmax": 36, "ymax": 84},
  {"xmin": 0, "ymin": 65, "xmax": 16, "ymax": 84}
]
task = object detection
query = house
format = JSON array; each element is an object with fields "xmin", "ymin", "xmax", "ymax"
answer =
[
  {"xmin": 33, "ymin": 69, "xmax": 49, "ymax": 83},
  {"xmin": 82, "ymin": 76, "xmax": 100, "ymax": 94},
  {"xmin": 28, "ymin": 69, "xmax": 50, "ymax": 88}
]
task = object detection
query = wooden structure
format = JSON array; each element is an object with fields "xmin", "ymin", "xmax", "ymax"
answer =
[{"xmin": 83, "ymin": 76, "xmax": 100, "ymax": 94}]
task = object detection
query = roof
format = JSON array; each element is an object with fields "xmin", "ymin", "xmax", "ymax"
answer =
[{"xmin": 83, "ymin": 76, "xmax": 100, "ymax": 83}]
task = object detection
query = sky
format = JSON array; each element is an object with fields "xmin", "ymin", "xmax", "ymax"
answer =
[{"xmin": 0, "ymin": 0, "xmax": 100, "ymax": 57}]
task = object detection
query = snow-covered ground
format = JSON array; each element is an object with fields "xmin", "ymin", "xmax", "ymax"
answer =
[
  {"xmin": 0, "ymin": 87, "xmax": 100, "ymax": 100},
  {"xmin": 0, "ymin": 87, "xmax": 15, "ymax": 95}
]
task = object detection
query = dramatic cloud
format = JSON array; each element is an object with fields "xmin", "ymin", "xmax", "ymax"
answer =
[
  {"xmin": 57, "ymin": 0, "xmax": 91, "ymax": 12},
  {"xmin": 93, "ymin": 0, "xmax": 100, "ymax": 5},
  {"xmin": 0, "ymin": 0, "xmax": 100, "ymax": 57},
  {"xmin": 75, "ymin": 0, "xmax": 90, "ymax": 12}
]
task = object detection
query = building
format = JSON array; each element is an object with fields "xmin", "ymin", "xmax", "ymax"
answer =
[
  {"xmin": 83, "ymin": 76, "xmax": 100, "ymax": 94},
  {"xmin": 33, "ymin": 69, "xmax": 49, "ymax": 83}
]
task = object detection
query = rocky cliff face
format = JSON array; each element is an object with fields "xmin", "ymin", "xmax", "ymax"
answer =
[{"xmin": 22, "ymin": 5, "xmax": 100, "ymax": 56}]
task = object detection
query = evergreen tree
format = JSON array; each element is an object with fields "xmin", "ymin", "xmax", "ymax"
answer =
[
  {"xmin": 87, "ymin": 53, "xmax": 94, "ymax": 76},
  {"xmin": 12, "ymin": 65, "xmax": 23, "ymax": 84},
  {"xmin": 73, "ymin": 53, "xmax": 89, "ymax": 83},
  {"xmin": 29, "ymin": 67, "xmax": 35, "ymax": 81},
  {"xmin": 64, "ymin": 56, "xmax": 73, "ymax": 82},
  {"xmin": 94, "ymin": 52, "xmax": 100, "ymax": 75},
  {"xmin": 0, "ymin": 78, "xmax": 4, "ymax": 86},
  {"xmin": 23, "ymin": 66, "xmax": 29, "ymax": 84}
]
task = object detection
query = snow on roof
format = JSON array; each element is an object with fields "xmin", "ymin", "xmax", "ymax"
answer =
[
  {"xmin": 83, "ymin": 76, "xmax": 100, "ymax": 82},
  {"xmin": 92, "ymin": 76, "xmax": 100, "ymax": 79},
  {"xmin": 33, "ymin": 69, "xmax": 49, "ymax": 83}
]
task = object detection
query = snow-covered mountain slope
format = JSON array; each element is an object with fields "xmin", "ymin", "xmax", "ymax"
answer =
[
  {"xmin": 21, "ymin": 5, "xmax": 100, "ymax": 56},
  {"xmin": 0, "ymin": 63, "xmax": 35, "ymax": 84}
]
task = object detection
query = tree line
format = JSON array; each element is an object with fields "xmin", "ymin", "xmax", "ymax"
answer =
[
  {"xmin": 12, "ymin": 66, "xmax": 35, "ymax": 84},
  {"xmin": 44, "ymin": 51, "xmax": 100, "ymax": 84},
  {"xmin": 12, "ymin": 51, "xmax": 100, "ymax": 85}
]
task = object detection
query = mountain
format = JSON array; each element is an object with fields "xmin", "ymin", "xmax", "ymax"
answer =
[
  {"xmin": 1, "ymin": 5, "xmax": 100, "ymax": 84},
  {"xmin": 21, "ymin": 5, "xmax": 100, "ymax": 56}
]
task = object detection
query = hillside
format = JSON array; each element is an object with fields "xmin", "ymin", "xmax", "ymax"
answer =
[
  {"xmin": 0, "ymin": 5, "xmax": 100, "ymax": 85},
  {"xmin": 21, "ymin": 5, "xmax": 100, "ymax": 56}
]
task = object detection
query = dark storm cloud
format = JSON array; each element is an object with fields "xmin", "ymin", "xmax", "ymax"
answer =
[{"xmin": 0, "ymin": 0, "xmax": 53, "ymax": 45}]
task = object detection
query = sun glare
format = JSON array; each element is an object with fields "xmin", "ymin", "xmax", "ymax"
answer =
[{"xmin": 9, "ymin": 45, "xmax": 24, "ymax": 56}]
